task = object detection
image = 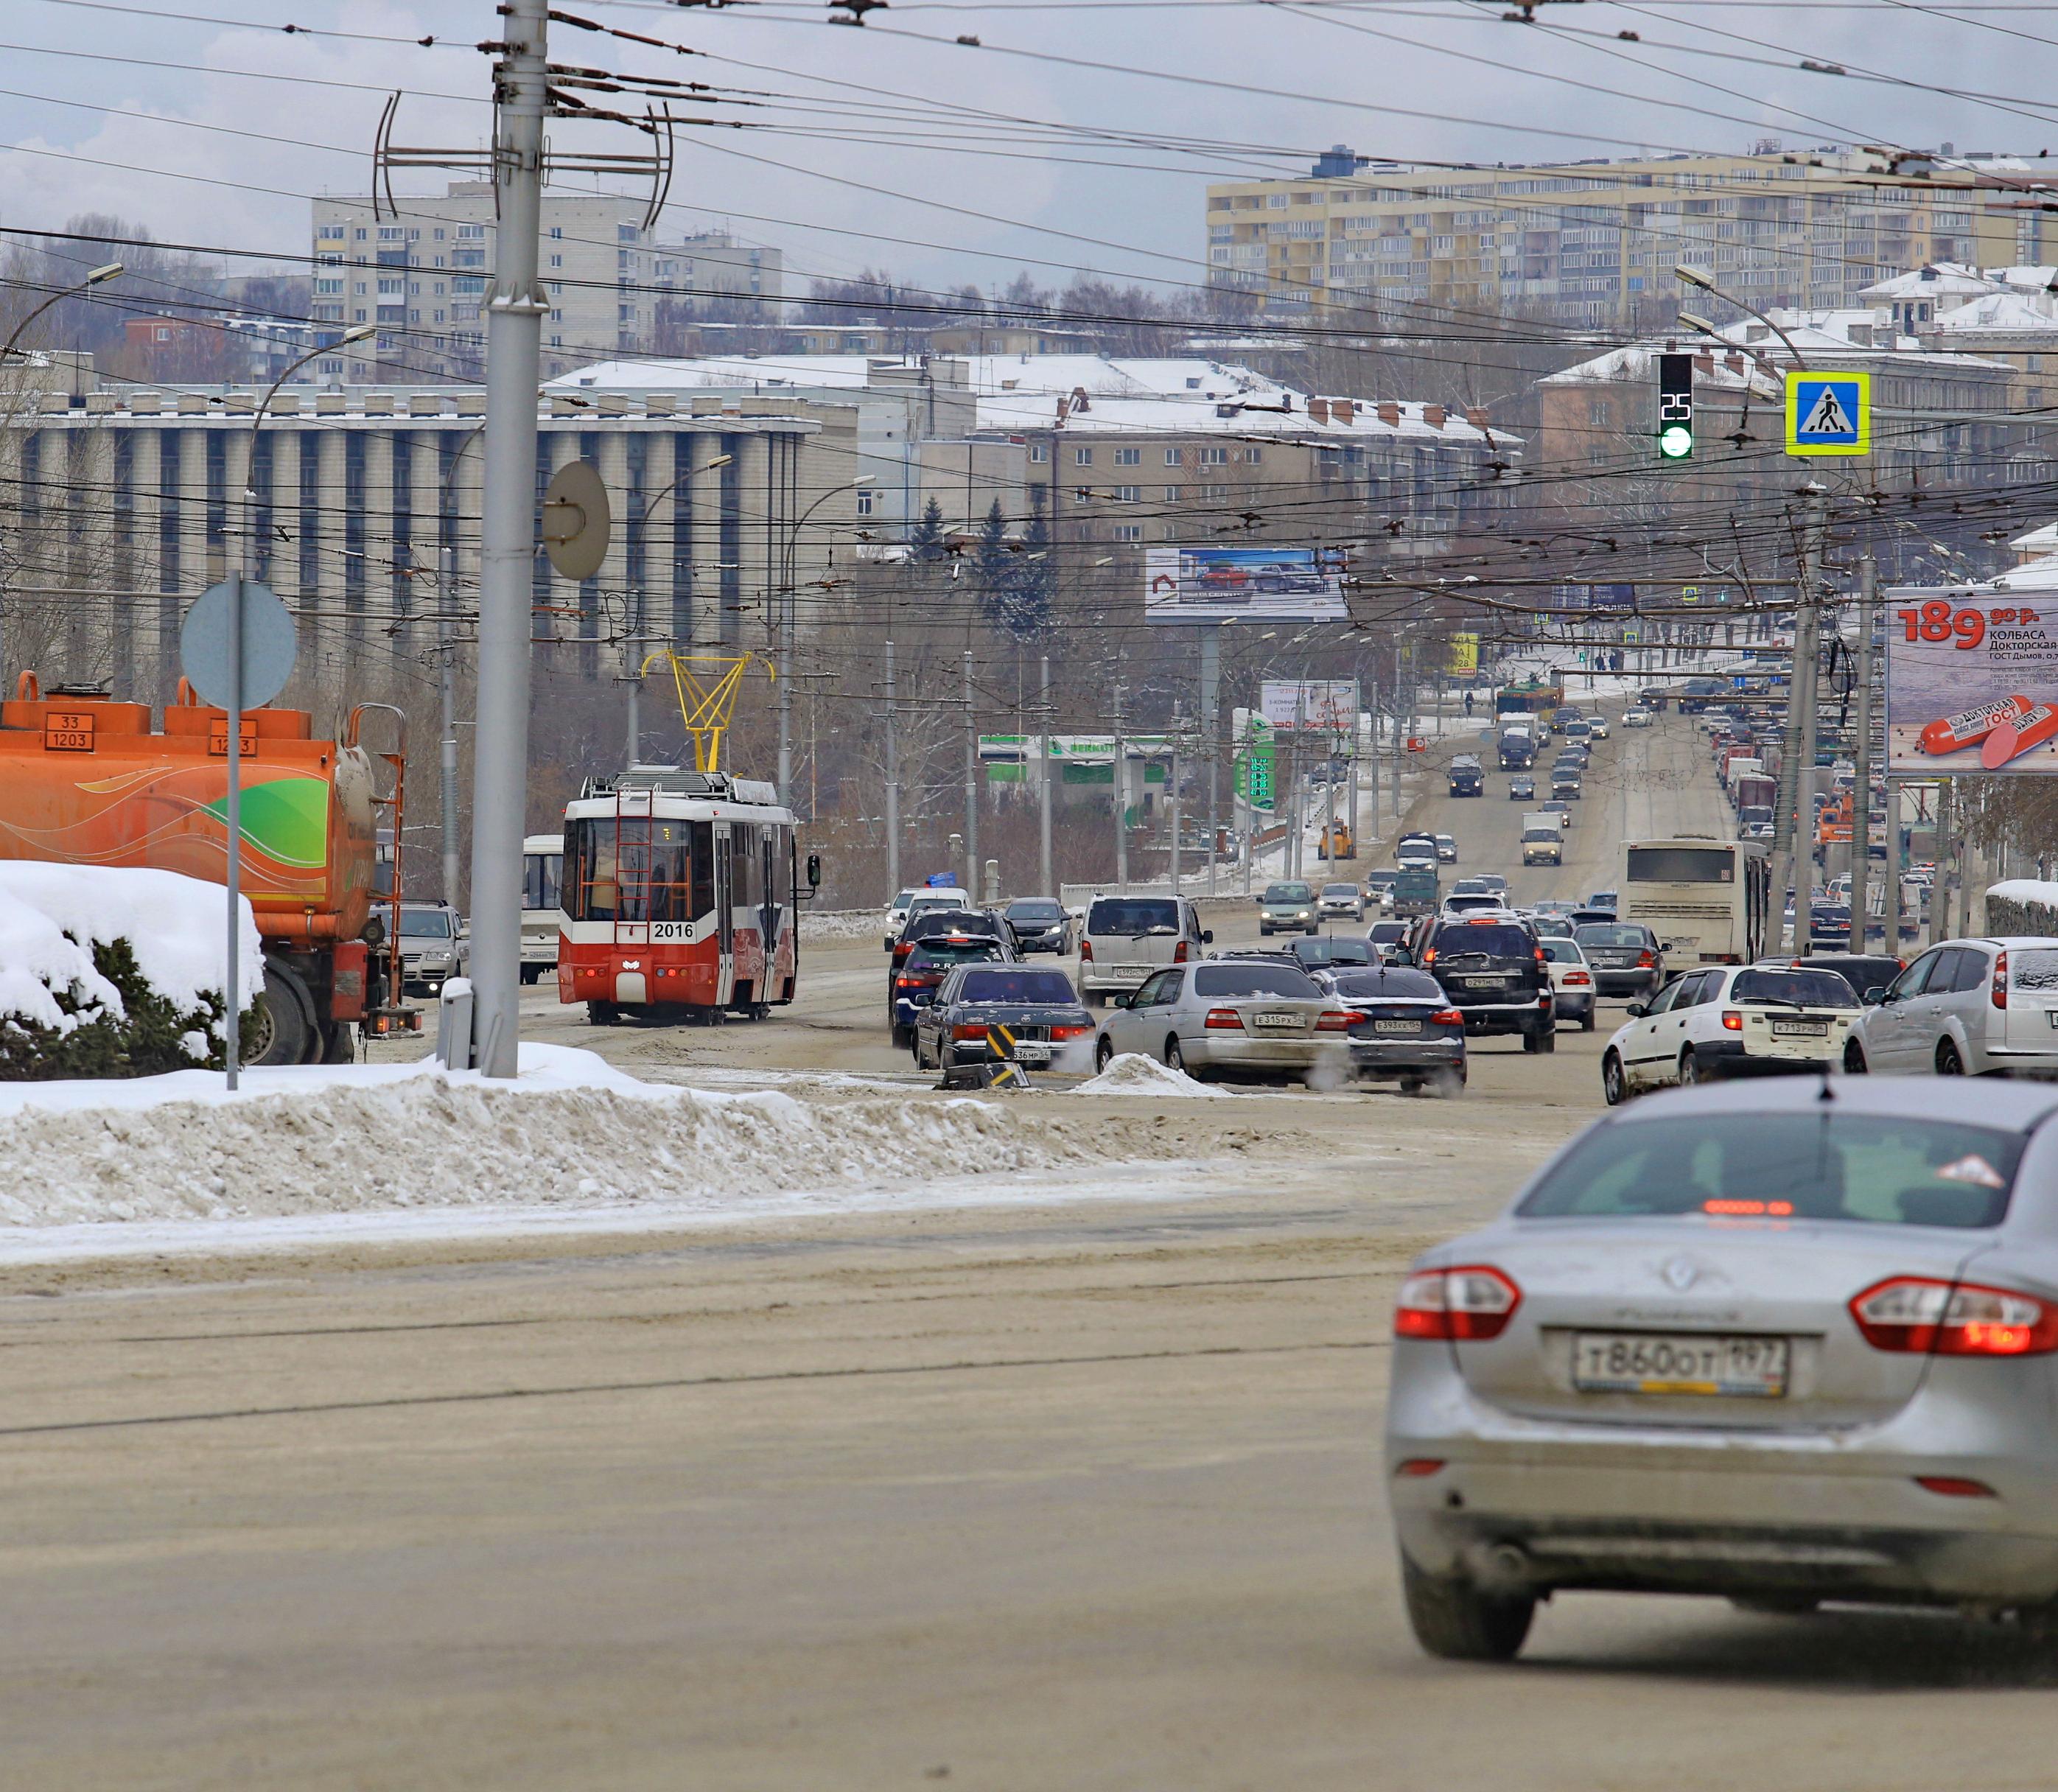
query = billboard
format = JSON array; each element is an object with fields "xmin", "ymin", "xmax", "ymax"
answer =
[
  {"xmin": 1259, "ymin": 679, "xmax": 1358, "ymax": 731},
  {"xmin": 1448, "ymin": 632, "xmax": 1479, "ymax": 675},
  {"xmin": 1885, "ymin": 587, "xmax": 2058, "ymax": 774},
  {"xmin": 1144, "ymin": 545, "xmax": 1348, "ymax": 623}
]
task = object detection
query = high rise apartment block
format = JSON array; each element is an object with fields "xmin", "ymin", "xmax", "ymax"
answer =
[{"xmin": 1206, "ymin": 145, "xmax": 2044, "ymax": 329}]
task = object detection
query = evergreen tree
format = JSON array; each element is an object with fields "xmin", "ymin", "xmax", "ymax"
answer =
[
  {"xmin": 1004, "ymin": 492, "xmax": 1055, "ymax": 641},
  {"xmin": 909, "ymin": 496, "xmax": 948, "ymax": 562},
  {"xmin": 974, "ymin": 499, "xmax": 1011, "ymax": 627}
]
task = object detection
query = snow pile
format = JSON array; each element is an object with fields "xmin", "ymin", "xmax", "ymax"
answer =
[
  {"xmin": 0, "ymin": 863, "xmax": 259, "ymax": 1044},
  {"xmin": 0, "ymin": 1043, "xmax": 1175, "ymax": 1228},
  {"xmin": 1984, "ymin": 880, "xmax": 2058, "ymax": 937},
  {"xmin": 1070, "ymin": 1051, "xmax": 1228, "ymax": 1099},
  {"xmin": 799, "ymin": 907, "xmax": 889, "ymax": 945}
]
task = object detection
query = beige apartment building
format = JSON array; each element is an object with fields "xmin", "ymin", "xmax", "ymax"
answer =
[{"xmin": 1207, "ymin": 145, "xmax": 2041, "ymax": 330}]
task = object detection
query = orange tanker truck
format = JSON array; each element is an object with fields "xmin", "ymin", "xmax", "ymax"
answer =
[{"xmin": 0, "ymin": 672, "xmax": 410, "ymax": 1065}]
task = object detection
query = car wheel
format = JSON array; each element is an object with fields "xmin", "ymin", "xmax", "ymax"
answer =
[
  {"xmin": 1602, "ymin": 1049, "xmax": 1628, "ymax": 1106},
  {"xmin": 1843, "ymin": 1038, "xmax": 1869, "ymax": 1074},
  {"xmin": 1399, "ymin": 1557, "xmax": 1534, "ymax": 1662},
  {"xmin": 912, "ymin": 1035, "xmax": 928, "ymax": 1068},
  {"xmin": 1581, "ymin": 1007, "xmax": 1596, "ymax": 1032},
  {"xmin": 1937, "ymin": 1037, "xmax": 1965, "ymax": 1076},
  {"xmin": 1539, "ymin": 1028, "xmax": 1556, "ymax": 1055},
  {"xmin": 1680, "ymin": 1048, "xmax": 1703, "ymax": 1085},
  {"xmin": 892, "ymin": 1023, "xmax": 912, "ymax": 1051},
  {"xmin": 1093, "ymin": 1035, "xmax": 1115, "ymax": 1073},
  {"xmin": 1522, "ymin": 1028, "xmax": 1540, "ymax": 1054},
  {"xmin": 1166, "ymin": 1036, "xmax": 1189, "ymax": 1072}
]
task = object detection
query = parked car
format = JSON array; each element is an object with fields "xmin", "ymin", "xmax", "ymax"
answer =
[
  {"xmin": 1078, "ymin": 894, "xmax": 1210, "ymax": 1004},
  {"xmin": 1539, "ymin": 937, "xmax": 1597, "ymax": 1029},
  {"xmin": 1600, "ymin": 962, "xmax": 1860, "ymax": 1102},
  {"xmin": 1410, "ymin": 913, "xmax": 1555, "ymax": 1051},
  {"xmin": 1508, "ymin": 774, "xmax": 1536, "ymax": 802},
  {"xmin": 1385, "ymin": 1078, "xmax": 2058, "ymax": 1661},
  {"xmin": 1092, "ymin": 959, "xmax": 1353, "ymax": 1085},
  {"xmin": 1001, "ymin": 895, "xmax": 1073, "ymax": 956},
  {"xmin": 1843, "ymin": 937, "xmax": 2058, "ymax": 1077},
  {"xmin": 1257, "ymin": 881, "xmax": 1320, "ymax": 938},
  {"xmin": 1326, "ymin": 965, "xmax": 1467, "ymax": 1094},
  {"xmin": 1318, "ymin": 881, "xmax": 1367, "ymax": 923},
  {"xmin": 910, "ymin": 963, "xmax": 1094, "ymax": 1071},
  {"xmin": 1573, "ymin": 921, "xmax": 1664, "ymax": 1000}
]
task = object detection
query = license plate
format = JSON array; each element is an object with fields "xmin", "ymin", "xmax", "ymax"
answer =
[
  {"xmin": 1572, "ymin": 1331, "xmax": 1789, "ymax": 1398},
  {"xmin": 1373, "ymin": 1019, "xmax": 1421, "ymax": 1035},
  {"xmin": 1771, "ymin": 1020, "xmax": 1827, "ymax": 1037},
  {"xmin": 2047, "ymin": 1009, "xmax": 2058, "ymax": 1030},
  {"xmin": 1113, "ymin": 964, "xmax": 1152, "ymax": 979},
  {"xmin": 1252, "ymin": 1012, "xmax": 1302, "ymax": 1032},
  {"xmin": 1460, "ymin": 976, "xmax": 1511, "ymax": 987},
  {"xmin": 1012, "ymin": 1042, "xmax": 1051, "ymax": 1063}
]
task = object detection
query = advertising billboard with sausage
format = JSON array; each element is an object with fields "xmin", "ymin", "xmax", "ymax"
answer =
[
  {"xmin": 1885, "ymin": 587, "xmax": 2058, "ymax": 774},
  {"xmin": 1144, "ymin": 546, "xmax": 1348, "ymax": 623}
]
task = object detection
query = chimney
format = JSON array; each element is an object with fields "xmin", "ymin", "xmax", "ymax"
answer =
[
  {"xmin": 1376, "ymin": 401, "xmax": 1401, "ymax": 427},
  {"xmin": 1309, "ymin": 396, "xmax": 1331, "ymax": 424},
  {"xmin": 1423, "ymin": 404, "xmax": 1446, "ymax": 429},
  {"xmin": 1071, "ymin": 385, "xmax": 1091, "ymax": 413},
  {"xmin": 1694, "ymin": 352, "xmax": 1715, "ymax": 377},
  {"xmin": 1055, "ymin": 395, "xmax": 1069, "ymax": 424},
  {"xmin": 1331, "ymin": 397, "xmax": 1354, "ymax": 424},
  {"xmin": 1725, "ymin": 352, "xmax": 1745, "ymax": 376},
  {"xmin": 1464, "ymin": 406, "xmax": 1488, "ymax": 431}
]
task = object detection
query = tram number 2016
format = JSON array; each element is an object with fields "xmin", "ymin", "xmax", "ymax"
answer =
[{"xmin": 649, "ymin": 922, "xmax": 693, "ymax": 942}]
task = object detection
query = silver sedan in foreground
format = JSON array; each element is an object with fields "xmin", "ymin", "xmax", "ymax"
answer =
[
  {"xmin": 1385, "ymin": 1077, "xmax": 2058, "ymax": 1659},
  {"xmin": 1093, "ymin": 959, "xmax": 1353, "ymax": 1083}
]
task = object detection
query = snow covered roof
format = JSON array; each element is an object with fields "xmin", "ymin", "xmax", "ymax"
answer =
[
  {"xmin": 1540, "ymin": 340, "xmax": 1781, "ymax": 399},
  {"xmin": 1546, "ymin": 310, "xmax": 2010, "ymax": 388},
  {"xmin": 550, "ymin": 352, "xmax": 1508, "ymax": 445},
  {"xmin": 2010, "ymin": 521, "xmax": 2058, "ymax": 554},
  {"xmin": 1858, "ymin": 262, "xmax": 1990, "ymax": 304},
  {"xmin": 1931, "ymin": 290, "xmax": 2058, "ymax": 334},
  {"xmin": 1987, "ymin": 553, "xmax": 2058, "ymax": 592}
]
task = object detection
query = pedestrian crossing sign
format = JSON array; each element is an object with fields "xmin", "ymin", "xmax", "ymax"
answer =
[{"xmin": 1785, "ymin": 370, "xmax": 1870, "ymax": 456}]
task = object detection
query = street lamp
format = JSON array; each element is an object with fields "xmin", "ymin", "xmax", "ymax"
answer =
[
  {"xmin": 622, "ymin": 451, "xmax": 735, "ymax": 766},
  {"xmin": 771, "ymin": 475, "xmax": 868, "ymax": 803},
  {"xmin": 1673, "ymin": 264, "xmax": 1810, "ymax": 371},
  {"xmin": 0, "ymin": 261, "xmax": 122, "ymax": 370},
  {"xmin": 241, "ymin": 323, "xmax": 377, "ymax": 583}
]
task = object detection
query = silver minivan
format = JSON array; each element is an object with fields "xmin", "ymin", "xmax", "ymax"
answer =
[
  {"xmin": 1844, "ymin": 936, "xmax": 2058, "ymax": 1076},
  {"xmin": 1078, "ymin": 894, "xmax": 1211, "ymax": 1005}
]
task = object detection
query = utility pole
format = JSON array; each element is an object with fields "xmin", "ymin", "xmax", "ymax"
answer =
[
  {"xmin": 464, "ymin": 0, "xmax": 549, "ymax": 1078},
  {"xmin": 883, "ymin": 638, "xmax": 900, "ymax": 898},
  {"xmin": 1112, "ymin": 681, "xmax": 1127, "ymax": 895},
  {"xmin": 624, "ymin": 639, "xmax": 641, "ymax": 770},
  {"xmin": 1037, "ymin": 652, "xmax": 1053, "ymax": 898},
  {"xmin": 1200, "ymin": 626, "xmax": 1220, "ymax": 899},
  {"xmin": 962, "ymin": 648, "xmax": 978, "ymax": 898},
  {"xmin": 1169, "ymin": 735, "xmax": 1182, "ymax": 896},
  {"xmin": 440, "ymin": 543, "xmax": 462, "ymax": 908},
  {"xmin": 1929, "ymin": 780, "xmax": 1953, "ymax": 946},
  {"xmin": 1769, "ymin": 486, "xmax": 1826, "ymax": 953},
  {"xmin": 1792, "ymin": 489, "xmax": 1827, "ymax": 955},
  {"xmin": 1850, "ymin": 555, "xmax": 1876, "ymax": 951}
]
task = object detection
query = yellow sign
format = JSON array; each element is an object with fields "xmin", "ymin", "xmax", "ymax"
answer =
[
  {"xmin": 1448, "ymin": 632, "xmax": 1479, "ymax": 675},
  {"xmin": 1785, "ymin": 370, "xmax": 1871, "ymax": 458}
]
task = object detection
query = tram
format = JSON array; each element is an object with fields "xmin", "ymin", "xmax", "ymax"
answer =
[{"xmin": 556, "ymin": 767, "xmax": 818, "ymax": 1023}]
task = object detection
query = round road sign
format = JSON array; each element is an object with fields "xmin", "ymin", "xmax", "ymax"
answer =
[{"xmin": 179, "ymin": 576, "xmax": 298, "ymax": 709}]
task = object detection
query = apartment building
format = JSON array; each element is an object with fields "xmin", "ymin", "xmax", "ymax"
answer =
[
  {"xmin": 0, "ymin": 382, "xmax": 850, "ymax": 704},
  {"xmin": 1207, "ymin": 144, "xmax": 2038, "ymax": 330},
  {"xmin": 310, "ymin": 183, "xmax": 785, "ymax": 385}
]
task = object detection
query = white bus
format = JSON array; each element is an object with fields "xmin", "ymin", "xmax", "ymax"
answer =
[
  {"xmin": 521, "ymin": 831, "xmax": 564, "ymax": 985},
  {"xmin": 1620, "ymin": 836, "xmax": 1771, "ymax": 965}
]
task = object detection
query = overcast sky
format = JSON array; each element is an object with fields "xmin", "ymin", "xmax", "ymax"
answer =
[{"xmin": 1, "ymin": 0, "xmax": 2048, "ymax": 305}]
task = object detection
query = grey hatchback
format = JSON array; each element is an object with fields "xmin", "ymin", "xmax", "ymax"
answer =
[{"xmin": 1386, "ymin": 1077, "xmax": 2058, "ymax": 1659}]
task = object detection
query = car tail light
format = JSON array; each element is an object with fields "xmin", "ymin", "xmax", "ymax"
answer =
[
  {"xmin": 1637, "ymin": 948, "xmax": 1656, "ymax": 967},
  {"xmin": 1722, "ymin": 1009, "xmax": 1743, "ymax": 1031},
  {"xmin": 1429, "ymin": 1007, "xmax": 1465, "ymax": 1025},
  {"xmin": 1394, "ymin": 1265, "xmax": 1521, "ymax": 1342},
  {"xmin": 893, "ymin": 941, "xmax": 916, "ymax": 962},
  {"xmin": 1079, "ymin": 938, "xmax": 1093, "ymax": 962},
  {"xmin": 1849, "ymin": 1278, "xmax": 2058, "ymax": 1356},
  {"xmin": 1915, "ymin": 1476, "xmax": 1998, "ymax": 1499},
  {"xmin": 1993, "ymin": 950, "xmax": 2009, "ymax": 1011},
  {"xmin": 1204, "ymin": 1007, "xmax": 1245, "ymax": 1030},
  {"xmin": 1317, "ymin": 1009, "xmax": 1355, "ymax": 1032},
  {"xmin": 951, "ymin": 1023, "xmax": 989, "ymax": 1040},
  {"xmin": 894, "ymin": 976, "xmax": 919, "ymax": 990},
  {"xmin": 1049, "ymin": 1024, "xmax": 1093, "ymax": 1040},
  {"xmin": 1393, "ymin": 1458, "xmax": 1446, "ymax": 1479},
  {"xmin": 1565, "ymin": 971, "xmax": 1592, "ymax": 987},
  {"xmin": 1421, "ymin": 947, "xmax": 1437, "ymax": 965},
  {"xmin": 1173, "ymin": 939, "xmax": 1189, "ymax": 965}
]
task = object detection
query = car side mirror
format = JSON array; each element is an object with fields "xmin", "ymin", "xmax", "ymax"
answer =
[
  {"xmin": 1201, "ymin": 929, "xmax": 1214, "ymax": 945},
  {"xmin": 1625, "ymin": 1001, "xmax": 1648, "ymax": 1018},
  {"xmin": 1111, "ymin": 992, "xmax": 1133, "ymax": 1009},
  {"xmin": 1391, "ymin": 951, "xmax": 1413, "ymax": 967}
]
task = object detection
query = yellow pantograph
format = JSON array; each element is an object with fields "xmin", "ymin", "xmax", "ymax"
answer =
[{"xmin": 637, "ymin": 650, "xmax": 774, "ymax": 773}]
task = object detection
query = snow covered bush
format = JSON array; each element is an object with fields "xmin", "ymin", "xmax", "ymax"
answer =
[{"xmin": 0, "ymin": 864, "xmax": 260, "ymax": 1081}]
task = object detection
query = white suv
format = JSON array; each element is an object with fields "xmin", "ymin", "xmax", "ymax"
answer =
[
  {"xmin": 1601, "ymin": 962, "xmax": 1861, "ymax": 1104},
  {"xmin": 1078, "ymin": 894, "xmax": 1211, "ymax": 1005},
  {"xmin": 1843, "ymin": 936, "xmax": 2058, "ymax": 1077}
]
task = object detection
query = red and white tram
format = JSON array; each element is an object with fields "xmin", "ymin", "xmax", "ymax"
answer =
[{"xmin": 556, "ymin": 769, "xmax": 814, "ymax": 1023}]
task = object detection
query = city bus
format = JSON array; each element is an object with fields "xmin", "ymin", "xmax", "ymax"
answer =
[
  {"xmin": 557, "ymin": 768, "xmax": 817, "ymax": 1023},
  {"xmin": 521, "ymin": 832, "xmax": 563, "ymax": 985},
  {"xmin": 1620, "ymin": 836, "xmax": 1771, "ymax": 965}
]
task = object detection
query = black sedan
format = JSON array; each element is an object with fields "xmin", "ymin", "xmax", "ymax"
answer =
[
  {"xmin": 1002, "ymin": 896, "xmax": 1073, "ymax": 955},
  {"xmin": 1572, "ymin": 920, "xmax": 1663, "ymax": 999},
  {"xmin": 1326, "ymin": 966, "xmax": 1467, "ymax": 1094},
  {"xmin": 910, "ymin": 965, "xmax": 1096, "ymax": 1071}
]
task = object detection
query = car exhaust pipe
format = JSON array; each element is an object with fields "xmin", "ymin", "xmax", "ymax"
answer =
[{"xmin": 1469, "ymin": 1541, "xmax": 1536, "ymax": 1591}]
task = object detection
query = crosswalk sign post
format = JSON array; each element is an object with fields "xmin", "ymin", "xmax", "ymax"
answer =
[{"xmin": 1785, "ymin": 369, "xmax": 1870, "ymax": 457}]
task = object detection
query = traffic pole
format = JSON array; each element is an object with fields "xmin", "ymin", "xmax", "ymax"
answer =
[
  {"xmin": 962, "ymin": 649, "xmax": 978, "ymax": 898},
  {"xmin": 440, "ymin": 543, "xmax": 462, "ymax": 909},
  {"xmin": 466, "ymin": 0, "xmax": 550, "ymax": 1078},
  {"xmin": 1850, "ymin": 555, "xmax": 1876, "ymax": 951},
  {"xmin": 223, "ymin": 565, "xmax": 243, "ymax": 1090},
  {"xmin": 1038, "ymin": 652, "xmax": 1053, "ymax": 899},
  {"xmin": 884, "ymin": 637, "xmax": 900, "ymax": 899}
]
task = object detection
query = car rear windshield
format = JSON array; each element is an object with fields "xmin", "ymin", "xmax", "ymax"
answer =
[
  {"xmin": 1732, "ymin": 969, "xmax": 1859, "ymax": 1009},
  {"xmin": 1088, "ymin": 898, "xmax": 1180, "ymax": 933},
  {"xmin": 956, "ymin": 970, "xmax": 1077, "ymax": 1004},
  {"xmin": 1369, "ymin": 923, "xmax": 1408, "ymax": 943},
  {"xmin": 1192, "ymin": 965, "xmax": 1320, "ymax": 998},
  {"xmin": 1364, "ymin": 871, "xmax": 1398, "ymax": 886},
  {"xmin": 1332, "ymin": 968, "xmax": 1442, "ymax": 1000},
  {"xmin": 1261, "ymin": 884, "xmax": 1313, "ymax": 903},
  {"xmin": 1576, "ymin": 924, "xmax": 1651, "ymax": 948},
  {"xmin": 2015, "ymin": 948, "xmax": 2058, "ymax": 993},
  {"xmin": 908, "ymin": 942, "xmax": 1007, "ymax": 970},
  {"xmin": 1540, "ymin": 939, "xmax": 1584, "ymax": 962},
  {"xmin": 1519, "ymin": 1113, "xmax": 2024, "ymax": 1230},
  {"xmin": 911, "ymin": 911, "xmax": 995, "ymax": 937},
  {"xmin": 1299, "ymin": 939, "xmax": 1371, "ymax": 965},
  {"xmin": 1432, "ymin": 923, "xmax": 1534, "ymax": 960}
]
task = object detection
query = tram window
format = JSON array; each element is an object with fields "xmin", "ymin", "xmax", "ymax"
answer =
[
  {"xmin": 691, "ymin": 821, "xmax": 714, "ymax": 919},
  {"xmin": 643, "ymin": 821, "xmax": 692, "ymax": 922},
  {"xmin": 565, "ymin": 819, "xmax": 619, "ymax": 921}
]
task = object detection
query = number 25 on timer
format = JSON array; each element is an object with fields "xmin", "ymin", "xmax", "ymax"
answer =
[{"xmin": 1897, "ymin": 601, "xmax": 1990, "ymax": 648}]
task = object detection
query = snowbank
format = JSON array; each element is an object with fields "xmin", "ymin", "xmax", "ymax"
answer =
[
  {"xmin": 1071, "ymin": 1052, "xmax": 1228, "ymax": 1099},
  {"xmin": 799, "ymin": 907, "xmax": 887, "ymax": 944},
  {"xmin": 0, "ymin": 1043, "xmax": 1175, "ymax": 1228},
  {"xmin": 0, "ymin": 862, "xmax": 260, "ymax": 1035},
  {"xmin": 1984, "ymin": 880, "xmax": 2058, "ymax": 937}
]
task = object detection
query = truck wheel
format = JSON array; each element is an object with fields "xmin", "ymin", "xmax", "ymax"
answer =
[
  {"xmin": 318, "ymin": 1021, "xmax": 355, "ymax": 1065},
  {"xmin": 519, "ymin": 965, "xmax": 539, "ymax": 986},
  {"xmin": 245, "ymin": 958, "xmax": 318, "ymax": 1066},
  {"xmin": 588, "ymin": 1000, "xmax": 620, "ymax": 1026}
]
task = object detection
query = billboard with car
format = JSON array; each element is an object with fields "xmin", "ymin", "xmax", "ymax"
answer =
[
  {"xmin": 1144, "ymin": 545, "xmax": 1347, "ymax": 623},
  {"xmin": 1885, "ymin": 586, "xmax": 2058, "ymax": 774}
]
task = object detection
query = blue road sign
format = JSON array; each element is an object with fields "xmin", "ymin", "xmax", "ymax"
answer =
[{"xmin": 1785, "ymin": 370, "xmax": 1871, "ymax": 457}]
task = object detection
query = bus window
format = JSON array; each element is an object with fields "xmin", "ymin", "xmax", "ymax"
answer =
[{"xmin": 1627, "ymin": 845, "xmax": 1733, "ymax": 883}]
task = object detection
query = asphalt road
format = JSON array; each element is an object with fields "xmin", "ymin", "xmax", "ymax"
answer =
[{"xmin": 14, "ymin": 712, "xmax": 2048, "ymax": 1791}]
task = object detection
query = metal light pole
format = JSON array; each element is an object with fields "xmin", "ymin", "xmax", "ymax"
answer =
[
  {"xmin": 1851, "ymin": 555, "xmax": 1877, "ymax": 949},
  {"xmin": 771, "ymin": 476, "xmax": 864, "ymax": 805},
  {"xmin": 883, "ymin": 637, "xmax": 900, "ymax": 899},
  {"xmin": 466, "ymin": 0, "xmax": 550, "ymax": 1079},
  {"xmin": 1792, "ymin": 489, "xmax": 1827, "ymax": 955},
  {"xmin": 962, "ymin": 648, "xmax": 978, "ymax": 897},
  {"xmin": 1038, "ymin": 651, "xmax": 1054, "ymax": 898},
  {"xmin": 1112, "ymin": 681, "xmax": 1127, "ymax": 895}
]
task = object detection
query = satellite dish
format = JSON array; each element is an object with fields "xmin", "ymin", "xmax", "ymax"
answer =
[{"xmin": 541, "ymin": 459, "xmax": 611, "ymax": 581}]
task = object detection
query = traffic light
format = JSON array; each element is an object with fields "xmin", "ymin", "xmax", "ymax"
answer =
[{"xmin": 1657, "ymin": 351, "xmax": 1695, "ymax": 460}]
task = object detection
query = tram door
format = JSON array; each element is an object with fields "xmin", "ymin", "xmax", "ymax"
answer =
[
  {"xmin": 712, "ymin": 819, "xmax": 735, "ymax": 1004},
  {"xmin": 614, "ymin": 785, "xmax": 653, "ymax": 948}
]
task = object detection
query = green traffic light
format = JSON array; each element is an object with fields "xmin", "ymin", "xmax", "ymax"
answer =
[{"xmin": 1658, "ymin": 423, "xmax": 1694, "ymax": 461}]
